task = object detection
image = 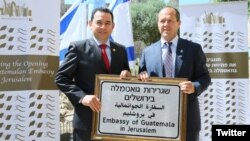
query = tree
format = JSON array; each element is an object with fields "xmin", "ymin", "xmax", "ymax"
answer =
[{"xmin": 131, "ymin": 0, "xmax": 165, "ymax": 46}]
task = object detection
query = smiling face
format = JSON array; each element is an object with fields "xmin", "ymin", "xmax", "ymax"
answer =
[
  {"xmin": 158, "ymin": 7, "xmax": 181, "ymax": 42},
  {"xmin": 89, "ymin": 11, "xmax": 115, "ymax": 43}
]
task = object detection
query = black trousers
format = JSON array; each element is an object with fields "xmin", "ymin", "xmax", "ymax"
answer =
[
  {"xmin": 187, "ymin": 131, "xmax": 199, "ymax": 141},
  {"xmin": 73, "ymin": 129, "xmax": 91, "ymax": 141}
]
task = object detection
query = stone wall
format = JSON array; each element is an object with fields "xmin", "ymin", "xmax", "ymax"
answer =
[{"xmin": 60, "ymin": 93, "xmax": 73, "ymax": 141}]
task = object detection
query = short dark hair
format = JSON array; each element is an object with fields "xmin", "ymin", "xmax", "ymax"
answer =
[{"xmin": 90, "ymin": 7, "xmax": 114, "ymax": 22}]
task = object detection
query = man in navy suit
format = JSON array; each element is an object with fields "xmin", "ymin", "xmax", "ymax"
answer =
[
  {"xmin": 139, "ymin": 6, "xmax": 211, "ymax": 141},
  {"xmin": 55, "ymin": 7, "xmax": 131, "ymax": 141}
]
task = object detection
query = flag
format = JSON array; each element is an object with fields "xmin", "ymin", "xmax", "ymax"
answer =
[
  {"xmin": 86, "ymin": 0, "xmax": 106, "ymax": 20},
  {"xmin": 109, "ymin": 0, "xmax": 135, "ymax": 69},
  {"xmin": 60, "ymin": 0, "xmax": 87, "ymax": 64},
  {"xmin": 60, "ymin": 0, "xmax": 107, "ymax": 63},
  {"xmin": 60, "ymin": 0, "xmax": 135, "ymax": 70}
]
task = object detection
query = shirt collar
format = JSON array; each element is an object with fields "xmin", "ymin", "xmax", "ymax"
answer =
[
  {"xmin": 161, "ymin": 35, "xmax": 179, "ymax": 48},
  {"xmin": 92, "ymin": 36, "xmax": 111, "ymax": 47}
]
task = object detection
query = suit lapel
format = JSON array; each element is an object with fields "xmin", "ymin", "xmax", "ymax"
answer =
[
  {"xmin": 155, "ymin": 41, "xmax": 164, "ymax": 77},
  {"xmin": 175, "ymin": 38, "xmax": 184, "ymax": 77},
  {"xmin": 109, "ymin": 42, "xmax": 118, "ymax": 73},
  {"xmin": 89, "ymin": 38, "xmax": 101, "ymax": 59},
  {"xmin": 89, "ymin": 38, "xmax": 108, "ymax": 73},
  {"xmin": 148, "ymin": 41, "xmax": 163, "ymax": 77}
]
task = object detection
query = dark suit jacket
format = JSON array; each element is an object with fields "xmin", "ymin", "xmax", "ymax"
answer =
[
  {"xmin": 55, "ymin": 38, "xmax": 130, "ymax": 131},
  {"xmin": 139, "ymin": 38, "xmax": 211, "ymax": 135}
]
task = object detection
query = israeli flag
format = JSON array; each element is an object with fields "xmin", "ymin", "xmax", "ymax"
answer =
[
  {"xmin": 60, "ymin": 0, "xmax": 87, "ymax": 64},
  {"xmin": 60, "ymin": 0, "xmax": 135, "ymax": 69},
  {"xmin": 109, "ymin": 0, "xmax": 135, "ymax": 69}
]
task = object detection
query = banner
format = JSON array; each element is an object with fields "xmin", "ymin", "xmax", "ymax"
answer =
[
  {"xmin": 180, "ymin": 1, "xmax": 250, "ymax": 141},
  {"xmin": 0, "ymin": 0, "xmax": 60, "ymax": 140}
]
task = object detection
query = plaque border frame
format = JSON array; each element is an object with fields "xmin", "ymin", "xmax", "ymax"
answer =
[{"xmin": 91, "ymin": 74, "xmax": 187, "ymax": 141}]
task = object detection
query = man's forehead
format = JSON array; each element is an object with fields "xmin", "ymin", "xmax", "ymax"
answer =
[
  {"xmin": 94, "ymin": 18, "xmax": 112, "ymax": 23},
  {"xmin": 160, "ymin": 9, "xmax": 175, "ymax": 15}
]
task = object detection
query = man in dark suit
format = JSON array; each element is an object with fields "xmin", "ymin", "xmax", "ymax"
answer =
[
  {"xmin": 138, "ymin": 6, "xmax": 211, "ymax": 141},
  {"xmin": 55, "ymin": 7, "xmax": 131, "ymax": 141}
]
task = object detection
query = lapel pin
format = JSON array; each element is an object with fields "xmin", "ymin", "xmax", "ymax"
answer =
[
  {"xmin": 180, "ymin": 49, "xmax": 183, "ymax": 53},
  {"xmin": 113, "ymin": 49, "xmax": 116, "ymax": 52}
]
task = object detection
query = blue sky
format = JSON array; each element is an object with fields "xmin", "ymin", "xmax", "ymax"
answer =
[
  {"xmin": 65, "ymin": 0, "xmax": 211, "ymax": 5},
  {"xmin": 65, "ymin": 0, "xmax": 112, "ymax": 4},
  {"xmin": 64, "ymin": 0, "xmax": 78, "ymax": 4}
]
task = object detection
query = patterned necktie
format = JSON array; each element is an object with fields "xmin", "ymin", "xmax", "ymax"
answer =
[
  {"xmin": 100, "ymin": 44, "xmax": 110, "ymax": 72},
  {"xmin": 164, "ymin": 42, "xmax": 172, "ymax": 77}
]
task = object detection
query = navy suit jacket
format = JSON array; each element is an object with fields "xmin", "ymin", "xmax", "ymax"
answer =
[
  {"xmin": 139, "ymin": 38, "xmax": 211, "ymax": 133},
  {"xmin": 55, "ymin": 38, "xmax": 130, "ymax": 131}
]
